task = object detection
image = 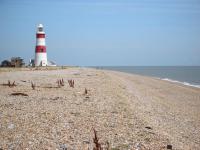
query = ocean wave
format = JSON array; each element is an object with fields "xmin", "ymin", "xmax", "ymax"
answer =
[{"xmin": 161, "ymin": 78, "xmax": 200, "ymax": 88}]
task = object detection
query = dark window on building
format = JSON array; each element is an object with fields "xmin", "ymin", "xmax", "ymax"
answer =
[{"xmin": 39, "ymin": 27, "xmax": 43, "ymax": 32}]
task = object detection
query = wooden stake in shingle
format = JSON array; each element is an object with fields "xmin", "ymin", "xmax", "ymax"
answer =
[
  {"xmin": 8, "ymin": 80, "xmax": 16, "ymax": 87},
  {"xmin": 84, "ymin": 88, "xmax": 88, "ymax": 95},
  {"xmin": 31, "ymin": 81, "xmax": 36, "ymax": 90},
  {"xmin": 57, "ymin": 79, "xmax": 65, "ymax": 87},
  {"xmin": 57, "ymin": 79, "xmax": 61, "ymax": 88},
  {"xmin": 68, "ymin": 79, "xmax": 74, "ymax": 88},
  {"xmin": 93, "ymin": 128, "xmax": 102, "ymax": 150},
  {"xmin": 2, "ymin": 80, "xmax": 16, "ymax": 87},
  {"xmin": 8, "ymin": 80, "xmax": 11, "ymax": 87},
  {"xmin": 72, "ymin": 80, "xmax": 74, "ymax": 88},
  {"xmin": 61, "ymin": 78, "xmax": 64, "ymax": 86}
]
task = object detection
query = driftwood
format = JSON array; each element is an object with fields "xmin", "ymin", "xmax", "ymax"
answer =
[
  {"xmin": 43, "ymin": 86, "xmax": 59, "ymax": 89},
  {"xmin": 10, "ymin": 92, "xmax": 28, "ymax": 96}
]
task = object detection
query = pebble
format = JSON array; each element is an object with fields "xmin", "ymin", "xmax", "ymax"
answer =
[
  {"xmin": 59, "ymin": 144, "xmax": 67, "ymax": 150},
  {"xmin": 135, "ymin": 142, "xmax": 141, "ymax": 150},
  {"xmin": 167, "ymin": 144, "xmax": 172, "ymax": 149},
  {"xmin": 8, "ymin": 123, "xmax": 15, "ymax": 129}
]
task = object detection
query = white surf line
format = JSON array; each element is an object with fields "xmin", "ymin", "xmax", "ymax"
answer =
[{"xmin": 157, "ymin": 78, "xmax": 200, "ymax": 88}]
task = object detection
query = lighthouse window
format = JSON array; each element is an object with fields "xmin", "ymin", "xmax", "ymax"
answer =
[{"xmin": 38, "ymin": 27, "xmax": 43, "ymax": 32}]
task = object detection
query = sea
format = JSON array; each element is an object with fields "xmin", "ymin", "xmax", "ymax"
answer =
[{"xmin": 93, "ymin": 66, "xmax": 200, "ymax": 88}]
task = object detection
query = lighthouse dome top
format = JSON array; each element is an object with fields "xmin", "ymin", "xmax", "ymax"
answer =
[
  {"xmin": 38, "ymin": 24, "xmax": 43, "ymax": 28},
  {"xmin": 37, "ymin": 24, "xmax": 45, "ymax": 34}
]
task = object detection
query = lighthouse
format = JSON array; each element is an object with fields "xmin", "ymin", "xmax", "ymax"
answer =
[{"xmin": 35, "ymin": 24, "xmax": 48, "ymax": 66}]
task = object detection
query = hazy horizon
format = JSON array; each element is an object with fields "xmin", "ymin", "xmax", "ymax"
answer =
[{"xmin": 1, "ymin": 0, "xmax": 200, "ymax": 66}]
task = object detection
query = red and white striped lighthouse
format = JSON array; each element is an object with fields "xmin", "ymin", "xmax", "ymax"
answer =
[{"xmin": 35, "ymin": 24, "xmax": 48, "ymax": 66}]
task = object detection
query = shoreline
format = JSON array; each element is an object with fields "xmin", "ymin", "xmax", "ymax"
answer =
[
  {"xmin": 1, "ymin": 66, "xmax": 200, "ymax": 89},
  {"xmin": 160, "ymin": 78, "xmax": 200, "ymax": 89},
  {"xmin": 92, "ymin": 66, "xmax": 200, "ymax": 89},
  {"xmin": 104, "ymin": 69, "xmax": 200, "ymax": 92}
]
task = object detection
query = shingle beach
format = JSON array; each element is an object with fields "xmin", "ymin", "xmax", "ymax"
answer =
[{"xmin": 0, "ymin": 67, "xmax": 200, "ymax": 150}]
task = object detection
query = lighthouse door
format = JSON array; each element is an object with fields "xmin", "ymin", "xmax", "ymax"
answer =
[{"xmin": 41, "ymin": 60, "xmax": 47, "ymax": 66}]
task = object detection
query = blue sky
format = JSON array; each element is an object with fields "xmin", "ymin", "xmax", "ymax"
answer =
[{"xmin": 0, "ymin": 0, "xmax": 200, "ymax": 66}]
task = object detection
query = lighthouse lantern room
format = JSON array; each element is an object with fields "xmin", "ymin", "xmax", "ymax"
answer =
[{"xmin": 35, "ymin": 24, "xmax": 48, "ymax": 66}]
